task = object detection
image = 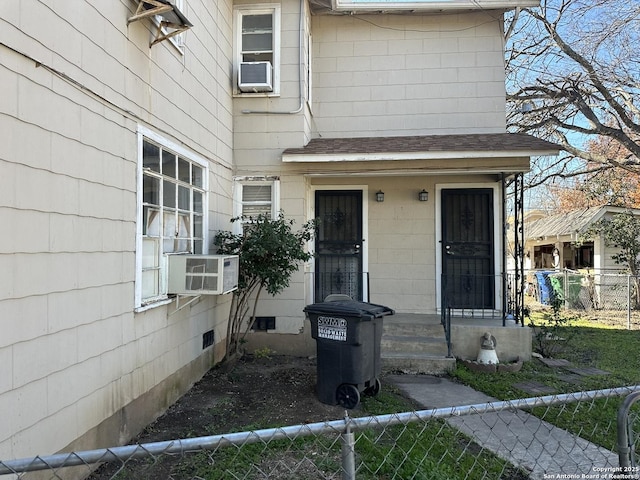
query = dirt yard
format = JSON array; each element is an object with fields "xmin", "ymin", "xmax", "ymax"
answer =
[
  {"xmin": 140, "ymin": 354, "xmax": 348, "ymax": 439},
  {"xmin": 89, "ymin": 354, "xmax": 370, "ymax": 479}
]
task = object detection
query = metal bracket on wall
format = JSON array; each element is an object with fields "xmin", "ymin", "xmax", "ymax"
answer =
[
  {"xmin": 172, "ymin": 294, "xmax": 201, "ymax": 314},
  {"xmin": 128, "ymin": 0, "xmax": 193, "ymax": 47}
]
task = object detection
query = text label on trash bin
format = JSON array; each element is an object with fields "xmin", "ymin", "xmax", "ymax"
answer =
[{"xmin": 317, "ymin": 316, "xmax": 347, "ymax": 341}]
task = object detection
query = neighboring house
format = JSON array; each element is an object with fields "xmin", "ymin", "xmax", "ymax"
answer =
[
  {"xmin": 1, "ymin": 0, "xmax": 557, "ymax": 465},
  {"xmin": 524, "ymin": 206, "xmax": 640, "ymax": 308},
  {"xmin": 524, "ymin": 206, "xmax": 640, "ymax": 272}
]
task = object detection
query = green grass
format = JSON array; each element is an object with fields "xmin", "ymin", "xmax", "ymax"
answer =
[
  {"xmin": 451, "ymin": 313, "xmax": 640, "ymax": 452},
  {"xmin": 113, "ymin": 386, "xmax": 523, "ymax": 480},
  {"xmin": 168, "ymin": 388, "xmax": 525, "ymax": 479},
  {"xmin": 355, "ymin": 388, "xmax": 526, "ymax": 480},
  {"xmin": 110, "ymin": 312, "xmax": 640, "ymax": 479}
]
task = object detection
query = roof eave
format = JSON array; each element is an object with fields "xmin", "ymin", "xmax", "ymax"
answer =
[
  {"xmin": 330, "ymin": 0, "xmax": 539, "ymax": 13},
  {"xmin": 282, "ymin": 149, "xmax": 559, "ymax": 163}
]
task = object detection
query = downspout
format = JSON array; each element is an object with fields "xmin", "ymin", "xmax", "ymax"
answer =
[{"xmin": 241, "ymin": 0, "xmax": 306, "ymax": 115}]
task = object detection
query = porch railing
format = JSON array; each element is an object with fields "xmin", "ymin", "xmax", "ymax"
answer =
[
  {"xmin": 440, "ymin": 301, "xmax": 453, "ymax": 358},
  {"xmin": 440, "ymin": 272, "xmax": 523, "ymax": 359},
  {"xmin": 440, "ymin": 272, "xmax": 522, "ymax": 322},
  {"xmin": 311, "ymin": 270, "xmax": 522, "ymax": 319}
]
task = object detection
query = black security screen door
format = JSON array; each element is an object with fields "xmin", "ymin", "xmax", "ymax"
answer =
[
  {"xmin": 441, "ymin": 189, "xmax": 495, "ymax": 309},
  {"xmin": 315, "ymin": 190, "xmax": 363, "ymax": 302}
]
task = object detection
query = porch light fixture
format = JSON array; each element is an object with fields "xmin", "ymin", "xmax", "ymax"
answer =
[
  {"xmin": 418, "ymin": 189, "xmax": 429, "ymax": 202},
  {"xmin": 376, "ymin": 190, "xmax": 385, "ymax": 202}
]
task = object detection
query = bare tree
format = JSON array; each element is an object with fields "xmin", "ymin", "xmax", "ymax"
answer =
[
  {"xmin": 505, "ymin": 0, "xmax": 640, "ymax": 190},
  {"xmin": 531, "ymin": 140, "xmax": 640, "ymax": 213}
]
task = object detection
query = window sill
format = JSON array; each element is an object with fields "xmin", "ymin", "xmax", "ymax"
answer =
[
  {"xmin": 135, "ymin": 297, "xmax": 173, "ymax": 313},
  {"xmin": 233, "ymin": 91, "xmax": 280, "ymax": 98}
]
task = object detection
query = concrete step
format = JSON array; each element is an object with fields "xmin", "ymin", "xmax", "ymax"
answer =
[
  {"xmin": 381, "ymin": 335, "xmax": 449, "ymax": 356},
  {"xmin": 381, "ymin": 352, "xmax": 456, "ymax": 375},
  {"xmin": 383, "ymin": 321, "xmax": 445, "ymax": 337},
  {"xmin": 380, "ymin": 313, "xmax": 454, "ymax": 375}
]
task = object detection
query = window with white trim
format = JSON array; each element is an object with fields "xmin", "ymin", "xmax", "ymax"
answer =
[
  {"xmin": 233, "ymin": 4, "xmax": 281, "ymax": 95},
  {"xmin": 234, "ymin": 178, "xmax": 280, "ymax": 228},
  {"xmin": 137, "ymin": 129, "xmax": 208, "ymax": 307}
]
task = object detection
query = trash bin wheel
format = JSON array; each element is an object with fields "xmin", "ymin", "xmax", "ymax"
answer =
[
  {"xmin": 363, "ymin": 378, "xmax": 381, "ymax": 397},
  {"xmin": 336, "ymin": 384, "xmax": 360, "ymax": 409}
]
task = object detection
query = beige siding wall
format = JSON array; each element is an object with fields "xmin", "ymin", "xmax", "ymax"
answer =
[
  {"xmin": 600, "ymin": 241, "xmax": 625, "ymax": 271},
  {"xmin": 311, "ymin": 12, "xmax": 507, "ymax": 137},
  {"xmin": 306, "ymin": 174, "xmax": 501, "ymax": 311},
  {"xmin": 309, "ymin": 176, "xmax": 439, "ymax": 312},
  {"xmin": 232, "ymin": 0, "xmax": 312, "ymax": 177},
  {"xmin": 0, "ymin": 0, "xmax": 234, "ymax": 460},
  {"xmin": 232, "ymin": 2, "xmax": 511, "ymax": 346},
  {"xmin": 242, "ymin": 172, "xmax": 503, "ymax": 356},
  {"xmin": 229, "ymin": 0, "xmax": 313, "ymax": 338},
  {"xmin": 233, "ymin": 6, "xmax": 507, "ymax": 176}
]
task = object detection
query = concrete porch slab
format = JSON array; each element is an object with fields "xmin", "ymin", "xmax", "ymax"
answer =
[
  {"xmin": 450, "ymin": 322, "xmax": 533, "ymax": 363},
  {"xmin": 383, "ymin": 312, "xmax": 533, "ymax": 368}
]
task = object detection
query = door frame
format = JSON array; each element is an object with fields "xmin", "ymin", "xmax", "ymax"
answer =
[
  {"xmin": 435, "ymin": 182, "xmax": 503, "ymax": 313},
  {"xmin": 308, "ymin": 185, "xmax": 369, "ymax": 303}
]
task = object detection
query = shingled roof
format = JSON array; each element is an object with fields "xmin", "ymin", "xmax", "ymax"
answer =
[
  {"xmin": 526, "ymin": 207, "xmax": 606, "ymax": 239},
  {"xmin": 525, "ymin": 206, "xmax": 640, "ymax": 240},
  {"xmin": 282, "ymin": 132, "xmax": 559, "ymax": 162}
]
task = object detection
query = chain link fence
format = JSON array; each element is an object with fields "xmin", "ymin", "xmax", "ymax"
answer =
[
  {"xmin": 3, "ymin": 386, "xmax": 640, "ymax": 480},
  {"xmin": 528, "ymin": 270, "xmax": 640, "ymax": 329}
]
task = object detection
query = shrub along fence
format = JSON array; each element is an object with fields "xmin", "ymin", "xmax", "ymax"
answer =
[{"xmin": 2, "ymin": 386, "xmax": 640, "ymax": 480}]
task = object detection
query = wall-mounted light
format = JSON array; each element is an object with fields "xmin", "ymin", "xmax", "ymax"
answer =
[
  {"xmin": 418, "ymin": 189, "xmax": 429, "ymax": 202},
  {"xmin": 376, "ymin": 190, "xmax": 385, "ymax": 202}
]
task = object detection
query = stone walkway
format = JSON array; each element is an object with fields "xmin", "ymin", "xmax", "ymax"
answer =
[{"xmin": 387, "ymin": 359, "xmax": 619, "ymax": 480}]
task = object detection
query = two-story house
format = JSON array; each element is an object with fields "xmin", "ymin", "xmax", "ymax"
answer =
[
  {"xmin": 231, "ymin": 0, "xmax": 558, "ymax": 354},
  {"xmin": 0, "ymin": 0, "xmax": 556, "ymax": 465}
]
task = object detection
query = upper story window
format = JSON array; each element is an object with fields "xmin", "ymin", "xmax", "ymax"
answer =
[
  {"xmin": 128, "ymin": 0, "xmax": 192, "ymax": 50},
  {"xmin": 242, "ymin": 14, "xmax": 273, "ymax": 64},
  {"xmin": 136, "ymin": 127, "xmax": 208, "ymax": 309},
  {"xmin": 155, "ymin": 0, "xmax": 187, "ymax": 51},
  {"xmin": 233, "ymin": 5, "xmax": 281, "ymax": 95}
]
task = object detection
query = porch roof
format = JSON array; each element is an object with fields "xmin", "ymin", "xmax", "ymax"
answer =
[{"xmin": 281, "ymin": 133, "xmax": 559, "ymax": 163}]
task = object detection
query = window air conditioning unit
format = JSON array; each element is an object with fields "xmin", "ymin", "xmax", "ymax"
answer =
[
  {"xmin": 168, "ymin": 254, "xmax": 239, "ymax": 295},
  {"xmin": 238, "ymin": 61, "xmax": 273, "ymax": 93}
]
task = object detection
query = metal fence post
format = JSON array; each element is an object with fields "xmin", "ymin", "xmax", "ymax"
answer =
[
  {"xmin": 341, "ymin": 413, "xmax": 356, "ymax": 480},
  {"xmin": 617, "ymin": 391, "xmax": 640, "ymax": 469},
  {"xmin": 564, "ymin": 269, "xmax": 568, "ymax": 310},
  {"xmin": 628, "ymin": 274, "xmax": 632, "ymax": 330}
]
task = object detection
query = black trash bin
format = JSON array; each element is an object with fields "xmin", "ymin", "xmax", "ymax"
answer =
[{"xmin": 304, "ymin": 300, "xmax": 395, "ymax": 409}]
